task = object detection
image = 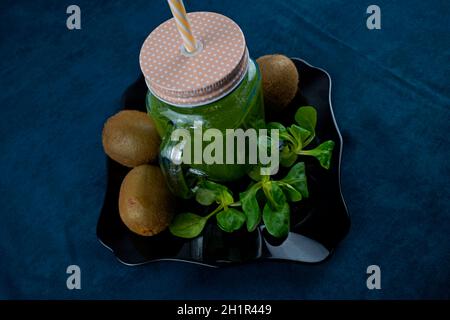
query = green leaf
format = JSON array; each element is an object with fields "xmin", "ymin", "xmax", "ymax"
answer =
[
  {"xmin": 299, "ymin": 140, "xmax": 335, "ymax": 170},
  {"xmin": 195, "ymin": 180, "xmax": 233, "ymax": 206},
  {"xmin": 267, "ymin": 122, "xmax": 287, "ymax": 133},
  {"xmin": 281, "ymin": 184, "xmax": 302, "ymax": 202},
  {"xmin": 280, "ymin": 145, "xmax": 298, "ymax": 167},
  {"xmin": 295, "ymin": 106, "xmax": 317, "ymax": 132},
  {"xmin": 169, "ymin": 213, "xmax": 207, "ymax": 239},
  {"xmin": 280, "ymin": 162, "xmax": 309, "ymax": 200},
  {"xmin": 267, "ymin": 122, "xmax": 294, "ymax": 145},
  {"xmin": 195, "ymin": 187, "xmax": 217, "ymax": 206},
  {"xmin": 263, "ymin": 202, "xmax": 290, "ymax": 238},
  {"xmin": 220, "ymin": 191, "xmax": 234, "ymax": 207},
  {"xmin": 262, "ymin": 181, "xmax": 287, "ymax": 211},
  {"xmin": 216, "ymin": 208, "xmax": 246, "ymax": 232},
  {"xmin": 248, "ymin": 165, "xmax": 263, "ymax": 181},
  {"xmin": 288, "ymin": 124, "xmax": 312, "ymax": 150},
  {"xmin": 294, "ymin": 106, "xmax": 317, "ymax": 146},
  {"xmin": 240, "ymin": 186, "xmax": 262, "ymax": 232},
  {"xmin": 262, "ymin": 182, "xmax": 290, "ymax": 238}
]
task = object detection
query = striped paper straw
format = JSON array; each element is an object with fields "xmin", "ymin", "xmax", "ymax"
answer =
[{"xmin": 167, "ymin": 0, "xmax": 197, "ymax": 53}]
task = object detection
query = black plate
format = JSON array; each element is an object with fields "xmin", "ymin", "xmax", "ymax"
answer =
[{"xmin": 97, "ymin": 58, "xmax": 350, "ymax": 267}]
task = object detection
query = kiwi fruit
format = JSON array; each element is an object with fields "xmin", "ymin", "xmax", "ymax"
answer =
[
  {"xmin": 119, "ymin": 164, "xmax": 174, "ymax": 236},
  {"xmin": 102, "ymin": 110, "xmax": 160, "ymax": 167},
  {"xmin": 256, "ymin": 54, "xmax": 299, "ymax": 112}
]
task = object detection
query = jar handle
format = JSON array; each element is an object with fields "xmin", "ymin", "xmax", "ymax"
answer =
[{"xmin": 159, "ymin": 124, "xmax": 205, "ymax": 199}]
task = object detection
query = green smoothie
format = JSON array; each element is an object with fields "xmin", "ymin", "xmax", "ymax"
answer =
[{"xmin": 146, "ymin": 58, "xmax": 264, "ymax": 181}]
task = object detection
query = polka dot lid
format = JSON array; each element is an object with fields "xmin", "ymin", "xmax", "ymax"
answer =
[{"xmin": 139, "ymin": 12, "xmax": 248, "ymax": 107}]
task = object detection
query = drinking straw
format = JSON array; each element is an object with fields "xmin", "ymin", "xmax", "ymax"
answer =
[{"xmin": 167, "ymin": 0, "xmax": 197, "ymax": 53}]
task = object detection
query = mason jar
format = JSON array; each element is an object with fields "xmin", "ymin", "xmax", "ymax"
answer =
[{"xmin": 140, "ymin": 12, "xmax": 264, "ymax": 197}]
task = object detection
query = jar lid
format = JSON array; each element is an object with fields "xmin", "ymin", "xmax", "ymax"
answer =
[{"xmin": 139, "ymin": 12, "xmax": 248, "ymax": 107}]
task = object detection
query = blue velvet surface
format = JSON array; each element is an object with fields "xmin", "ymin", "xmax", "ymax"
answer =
[{"xmin": 0, "ymin": 0, "xmax": 449, "ymax": 299}]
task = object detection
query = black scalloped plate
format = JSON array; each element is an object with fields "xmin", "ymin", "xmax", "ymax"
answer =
[{"xmin": 97, "ymin": 58, "xmax": 350, "ymax": 267}]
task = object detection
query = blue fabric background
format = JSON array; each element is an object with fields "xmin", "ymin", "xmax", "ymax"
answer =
[{"xmin": 0, "ymin": 0, "xmax": 449, "ymax": 299}]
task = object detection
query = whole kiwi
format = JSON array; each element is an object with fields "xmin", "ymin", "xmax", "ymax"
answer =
[
  {"xmin": 119, "ymin": 164, "xmax": 174, "ymax": 236},
  {"xmin": 102, "ymin": 110, "xmax": 160, "ymax": 167},
  {"xmin": 256, "ymin": 54, "xmax": 299, "ymax": 111}
]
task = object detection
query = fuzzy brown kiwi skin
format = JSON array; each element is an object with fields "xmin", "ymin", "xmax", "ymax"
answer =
[
  {"xmin": 102, "ymin": 110, "xmax": 161, "ymax": 168},
  {"xmin": 256, "ymin": 54, "xmax": 299, "ymax": 111},
  {"xmin": 119, "ymin": 165, "xmax": 174, "ymax": 236}
]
